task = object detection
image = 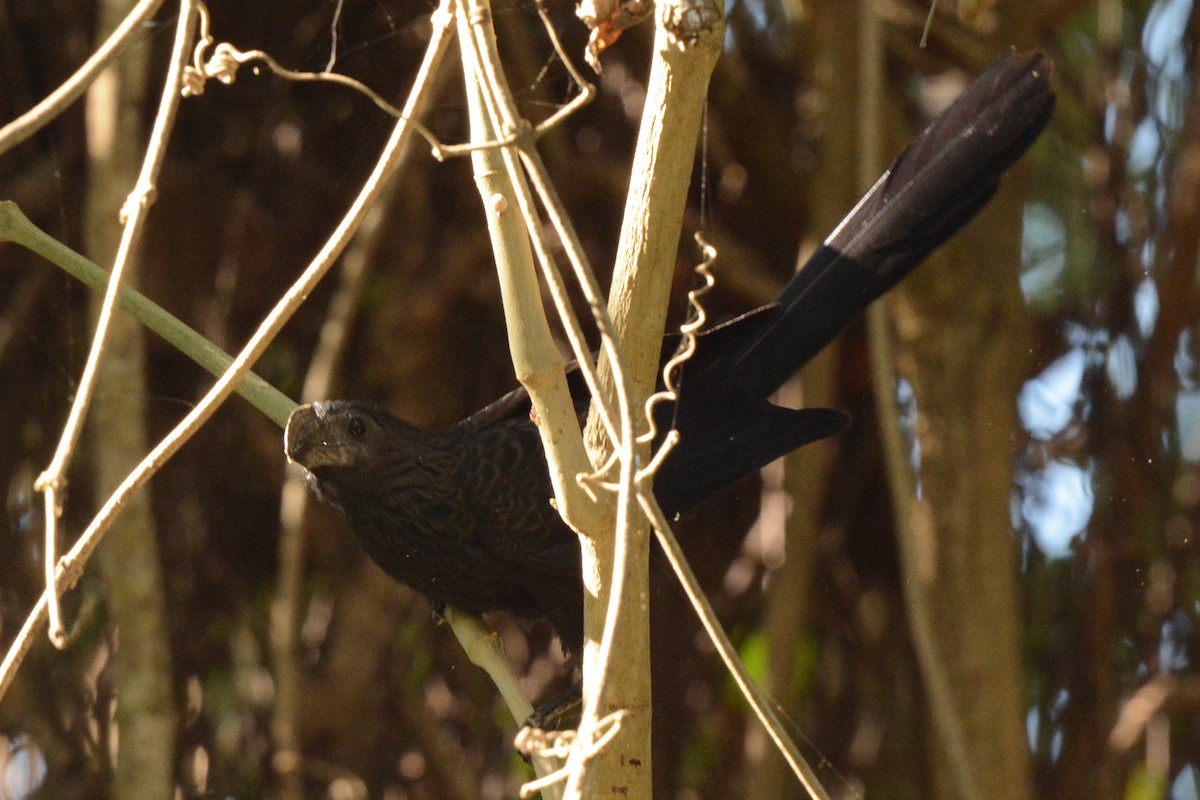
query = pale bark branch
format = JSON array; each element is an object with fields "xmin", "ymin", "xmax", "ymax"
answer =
[
  {"xmin": 454, "ymin": 5, "xmax": 638, "ymax": 794},
  {"xmin": 0, "ymin": 0, "xmax": 454, "ymax": 709},
  {"xmin": 573, "ymin": 1, "xmax": 725, "ymax": 794},
  {"xmin": 454, "ymin": 0, "xmax": 670, "ymax": 793},
  {"xmin": 35, "ymin": 0, "xmax": 197, "ymax": 649},
  {"xmin": 0, "ymin": 203, "xmax": 292, "ymax": 424},
  {"xmin": 0, "ymin": 0, "xmax": 165, "ymax": 157},
  {"xmin": 638, "ymin": 490, "xmax": 833, "ymax": 800}
]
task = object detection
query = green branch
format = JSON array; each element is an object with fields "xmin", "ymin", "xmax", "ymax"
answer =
[{"xmin": 0, "ymin": 200, "xmax": 296, "ymax": 427}]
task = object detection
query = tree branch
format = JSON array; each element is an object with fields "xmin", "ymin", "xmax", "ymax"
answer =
[
  {"xmin": 0, "ymin": 0, "xmax": 454, "ymax": 710},
  {"xmin": 0, "ymin": 0, "xmax": 165, "ymax": 157}
]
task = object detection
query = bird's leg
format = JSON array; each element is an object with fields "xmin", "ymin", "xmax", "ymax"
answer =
[{"xmin": 523, "ymin": 681, "xmax": 583, "ymax": 732}]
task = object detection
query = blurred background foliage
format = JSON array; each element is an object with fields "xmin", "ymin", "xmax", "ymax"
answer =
[{"xmin": 1, "ymin": 0, "xmax": 1198, "ymax": 798}]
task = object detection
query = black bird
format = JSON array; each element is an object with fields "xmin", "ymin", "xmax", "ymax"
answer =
[{"xmin": 285, "ymin": 51, "xmax": 1055, "ymax": 655}]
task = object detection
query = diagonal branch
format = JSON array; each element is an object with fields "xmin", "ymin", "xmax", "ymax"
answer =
[
  {"xmin": 35, "ymin": 0, "xmax": 198, "ymax": 648},
  {"xmin": 0, "ymin": 0, "xmax": 455, "ymax": 709},
  {"xmin": 0, "ymin": 0, "xmax": 165, "ymax": 157},
  {"xmin": 453, "ymin": 4, "xmax": 650, "ymax": 795},
  {"xmin": 637, "ymin": 490, "xmax": 833, "ymax": 800},
  {"xmin": 455, "ymin": 0, "xmax": 641, "ymax": 770},
  {"xmin": 0, "ymin": 202, "xmax": 293, "ymax": 426}
]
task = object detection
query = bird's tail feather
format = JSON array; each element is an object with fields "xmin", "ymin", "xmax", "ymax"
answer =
[
  {"xmin": 730, "ymin": 50, "xmax": 1056, "ymax": 398},
  {"xmin": 653, "ymin": 51, "xmax": 1054, "ymax": 511}
]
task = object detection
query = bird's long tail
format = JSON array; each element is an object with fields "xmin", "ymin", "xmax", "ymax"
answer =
[
  {"xmin": 653, "ymin": 51, "xmax": 1055, "ymax": 513},
  {"xmin": 730, "ymin": 50, "xmax": 1055, "ymax": 398}
]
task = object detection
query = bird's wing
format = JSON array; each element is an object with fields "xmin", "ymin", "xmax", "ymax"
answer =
[
  {"xmin": 464, "ymin": 304, "xmax": 784, "ymax": 432},
  {"xmin": 453, "ymin": 415, "xmax": 583, "ymax": 579}
]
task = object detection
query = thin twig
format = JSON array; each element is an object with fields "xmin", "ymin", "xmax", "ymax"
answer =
[
  {"xmin": 465, "ymin": 0, "xmax": 726, "ymax": 788},
  {"xmin": 0, "ymin": 0, "xmax": 164, "ymax": 157},
  {"xmin": 460, "ymin": 0, "xmax": 637, "ymax": 517},
  {"xmin": 455, "ymin": 15, "xmax": 644, "ymax": 796},
  {"xmin": 325, "ymin": 0, "xmax": 347, "ymax": 72},
  {"xmin": 430, "ymin": 1, "xmax": 596, "ymax": 160},
  {"xmin": 271, "ymin": 128, "xmax": 416, "ymax": 797},
  {"xmin": 34, "ymin": 0, "xmax": 198, "ymax": 648},
  {"xmin": 563, "ymin": 0, "xmax": 726, "ymax": 789},
  {"xmin": 457, "ymin": 20, "xmax": 602, "ymax": 537},
  {"xmin": 0, "ymin": 592, "xmax": 48, "ymax": 708},
  {"xmin": 458, "ymin": 26, "xmax": 644, "ymax": 756},
  {"xmin": 0, "ymin": 0, "xmax": 455, "ymax": 709},
  {"xmin": 444, "ymin": 609, "xmax": 564, "ymax": 800},
  {"xmin": 459, "ymin": 1, "xmax": 624, "ymax": 448},
  {"xmin": 0, "ymin": 202, "xmax": 293, "ymax": 426},
  {"xmin": 181, "ymin": 4, "xmax": 423, "ymax": 141},
  {"xmin": 181, "ymin": 1, "xmax": 594, "ymax": 165},
  {"xmin": 577, "ymin": 240, "xmax": 835, "ymax": 799},
  {"xmin": 456, "ymin": 5, "xmax": 646, "ymax": 794},
  {"xmin": 637, "ymin": 490, "xmax": 834, "ymax": 800},
  {"xmin": 920, "ymin": 0, "xmax": 938, "ymax": 48},
  {"xmin": 455, "ymin": 13, "xmax": 639, "ymax": 792}
]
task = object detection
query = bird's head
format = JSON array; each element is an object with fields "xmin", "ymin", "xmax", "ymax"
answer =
[
  {"xmin": 285, "ymin": 400, "xmax": 457, "ymax": 519},
  {"xmin": 284, "ymin": 400, "xmax": 408, "ymax": 505},
  {"xmin": 285, "ymin": 400, "xmax": 385, "ymax": 467}
]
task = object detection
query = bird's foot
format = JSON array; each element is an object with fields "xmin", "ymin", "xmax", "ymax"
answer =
[{"xmin": 522, "ymin": 682, "xmax": 582, "ymax": 732}]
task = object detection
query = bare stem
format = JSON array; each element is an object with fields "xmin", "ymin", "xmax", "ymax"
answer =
[
  {"xmin": 453, "ymin": 6, "xmax": 663, "ymax": 796},
  {"xmin": 458, "ymin": 0, "xmax": 630, "ymax": 474},
  {"xmin": 572, "ymin": 0, "xmax": 726, "ymax": 792},
  {"xmin": 0, "ymin": 0, "xmax": 455, "ymax": 710},
  {"xmin": 638, "ymin": 490, "xmax": 833, "ymax": 800},
  {"xmin": 0, "ymin": 0, "xmax": 165, "ymax": 157},
  {"xmin": 35, "ymin": 0, "xmax": 198, "ymax": 648},
  {"xmin": 0, "ymin": 201, "xmax": 293, "ymax": 426},
  {"xmin": 456, "ymin": 8, "xmax": 603, "ymax": 535},
  {"xmin": 455, "ymin": 7, "xmax": 646, "ymax": 794},
  {"xmin": 455, "ymin": 8, "xmax": 638, "ymax": 794},
  {"xmin": 445, "ymin": 610, "xmax": 564, "ymax": 800}
]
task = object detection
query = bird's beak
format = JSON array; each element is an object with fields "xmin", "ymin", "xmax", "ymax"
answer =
[{"xmin": 284, "ymin": 404, "xmax": 316, "ymax": 465}]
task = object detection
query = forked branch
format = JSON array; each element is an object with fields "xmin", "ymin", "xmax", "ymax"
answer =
[{"xmin": 0, "ymin": 0, "xmax": 455, "ymax": 709}]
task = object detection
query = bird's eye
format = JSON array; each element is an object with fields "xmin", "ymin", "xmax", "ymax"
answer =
[{"xmin": 347, "ymin": 416, "xmax": 367, "ymax": 438}]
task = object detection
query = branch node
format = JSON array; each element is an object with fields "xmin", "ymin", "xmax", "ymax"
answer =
[
  {"xmin": 118, "ymin": 183, "xmax": 159, "ymax": 224},
  {"xmin": 658, "ymin": 0, "xmax": 722, "ymax": 47},
  {"xmin": 32, "ymin": 470, "xmax": 61, "ymax": 495},
  {"xmin": 48, "ymin": 625, "xmax": 69, "ymax": 650}
]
